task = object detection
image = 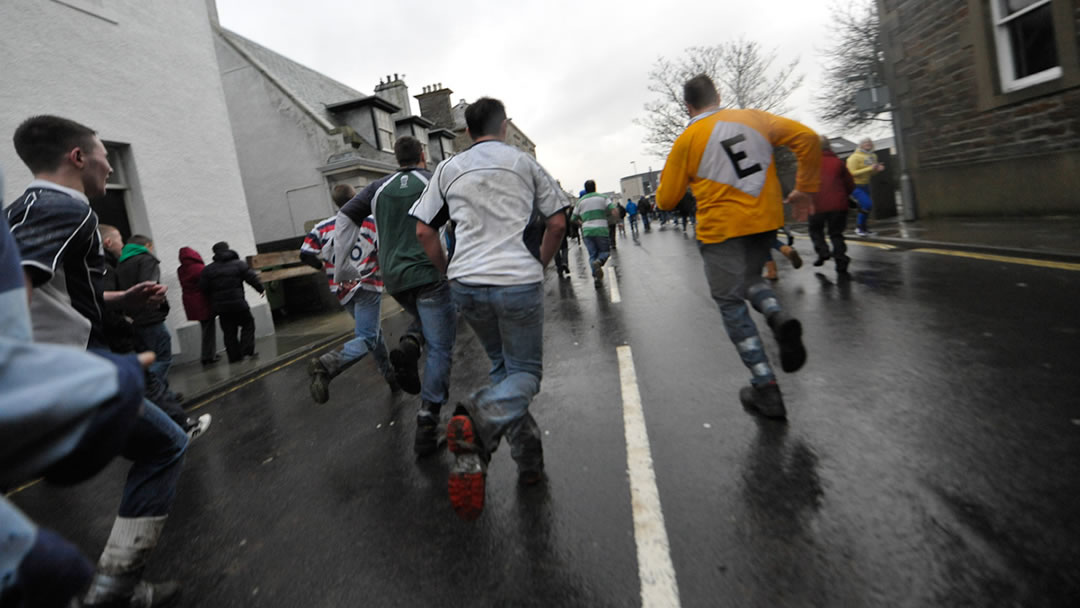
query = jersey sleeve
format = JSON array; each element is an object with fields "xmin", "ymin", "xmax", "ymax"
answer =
[
  {"xmin": 409, "ymin": 163, "xmax": 451, "ymax": 229},
  {"xmin": 8, "ymin": 198, "xmax": 95, "ymax": 286},
  {"xmin": 764, "ymin": 111, "xmax": 822, "ymax": 193},
  {"xmin": 656, "ymin": 133, "xmax": 692, "ymax": 211}
]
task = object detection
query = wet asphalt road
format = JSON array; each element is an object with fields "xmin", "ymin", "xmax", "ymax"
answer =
[{"xmin": 12, "ymin": 224, "xmax": 1080, "ymax": 607}]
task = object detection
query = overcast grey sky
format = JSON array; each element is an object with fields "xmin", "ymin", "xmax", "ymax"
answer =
[{"xmin": 217, "ymin": 0, "xmax": 851, "ymax": 194}]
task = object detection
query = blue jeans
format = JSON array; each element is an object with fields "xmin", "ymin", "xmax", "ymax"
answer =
[
  {"xmin": 583, "ymin": 236, "xmax": 610, "ymax": 275},
  {"xmin": 342, "ymin": 289, "xmax": 391, "ymax": 377},
  {"xmin": 118, "ymin": 400, "xmax": 188, "ymax": 518},
  {"xmin": 699, "ymin": 232, "xmax": 781, "ymax": 387},
  {"xmin": 450, "ymin": 281, "xmax": 544, "ymax": 467},
  {"xmin": 853, "ymin": 185, "xmax": 872, "ymax": 230},
  {"xmin": 133, "ymin": 323, "xmax": 172, "ymax": 393},
  {"xmin": 391, "ymin": 281, "xmax": 457, "ymax": 405}
]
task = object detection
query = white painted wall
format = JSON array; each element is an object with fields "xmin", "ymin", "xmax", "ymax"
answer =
[
  {"xmin": 213, "ymin": 36, "xmax": 339, "ymax": 245},
  {"xmin": 0, "ymin": 0, "xmax": 272, "ymax": 361}
]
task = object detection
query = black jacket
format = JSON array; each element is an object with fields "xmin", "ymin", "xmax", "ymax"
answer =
[
  {"xmin": 199, "ymin": 249, "xmax": 264, "ymax": 314},
  {"xmin": 116, "ymin": 250, "xmax": 169, "ymax": 326}
]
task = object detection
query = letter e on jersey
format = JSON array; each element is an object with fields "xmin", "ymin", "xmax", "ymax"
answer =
[{"xmin": 696, "ymin": 121, "xmax": 772, "ymax": 197}]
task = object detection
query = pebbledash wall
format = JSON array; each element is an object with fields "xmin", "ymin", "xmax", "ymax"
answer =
[
  {"xmin": 0, "ymin": 0, "xmax": 273, "ymax": 362},
  {"xmin": 878, "ymin": 0, "xmax": 1080, "ymax": 216}
]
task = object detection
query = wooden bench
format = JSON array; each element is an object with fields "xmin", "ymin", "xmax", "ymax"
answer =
[{"xmin": 246, "ymin": 250, "xmax": 320, "ymax": 282}]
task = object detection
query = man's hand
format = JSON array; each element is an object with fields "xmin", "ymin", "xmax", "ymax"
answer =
[
  {"xmin": 121, "ymin": 281, "xmax": 167, "ymax": 313},
  {"xmin": 874, "ymin": 163, "xmax": 886, "ymax": 173},
  {"xmin": 784, "ymin": 190, "xmax": 815, "ymax": 222},
  {"xmin": 137, "ymin": 351, "xmax": 156, "ymax": 369}
]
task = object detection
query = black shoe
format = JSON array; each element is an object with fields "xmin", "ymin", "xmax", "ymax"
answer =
[
  {"xmin": 813, "ymin": 253, "xmax": 830, "ymax": 267},
  {"xmin": 739, "ymin": 382, "xmax": 787, "ymax": 419},
  {"xmin": 414, "ymin": 401, "xmax": 442, "ymax": 456},
  {"xmin": 308, "ymin": 357, "xmax": 331, "ymax": 404},
  {"xmin": 390, "ymin": 338, "xmax": 422, "ymax": 395},
  {"xmin": 767, "ymin": 312, "xmax": 807, "ymax": 373},
  {"xmin": 836, "ymin": 257, "xmax": 850, "ymax": 274},
  {"xmin": 201, "ymin": 356, "xmax": 220, "ymax": 366}
]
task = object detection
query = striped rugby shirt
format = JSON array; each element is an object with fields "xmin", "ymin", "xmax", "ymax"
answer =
[{"xmin": 572, "ymin": 192, "xmax": 615, "ymax": 238}]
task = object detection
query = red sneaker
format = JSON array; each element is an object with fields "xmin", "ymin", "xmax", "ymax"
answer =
[{"xmin": 447, "ymin": 414, "xmax": 487, "ymax": 521}]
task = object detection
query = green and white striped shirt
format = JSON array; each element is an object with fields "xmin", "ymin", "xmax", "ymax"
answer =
[{"xmin": 573, "ymin": 193, "xmax": 614, "ymax": 238}]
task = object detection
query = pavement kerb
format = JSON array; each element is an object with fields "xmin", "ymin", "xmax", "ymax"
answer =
[
  {"xmin": 851, "ymin": 235, "xmax": 1080, "ymax": 262},
  {"xmin": 787, "ymin": 226, "xmax": 1080, "ymax": 262},
  {"xmin": 180, "ymin": 306, "xmax": 407, "ymax": 411}
]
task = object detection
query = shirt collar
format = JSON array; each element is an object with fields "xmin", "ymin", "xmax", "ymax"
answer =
[
  {"xmin": 26, "ymin": 179, "xmax": 90, "ymax": 205},
  {"xmin": 688, "ymin": 109, "xmax": 720, "ymax": 126}
]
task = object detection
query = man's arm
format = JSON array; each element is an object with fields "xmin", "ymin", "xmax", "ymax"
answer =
[
  {"xmin": 847, "ymin": 155, "xmax": 875, "ymax": 178},
  {"xmin": 299, "ymin": 225, "xmax": 325, "ymax": 270},
  {"xmin": 538, "ymin": 212, "xmax": 567, "ymax": 268},
  {"xmin": 242, "ymin": 263, "xmax": 264, "ymax": 294},
  {"xmin": 656, "ymin": 137, "xmax": 691, "ymax": 211},
  {"xmin": 102, "ymin": 282, "xmax": 167, "ymax": 313},
  {"xmin": 332, "ymin": 213, "xmax": 364, "ymax": 285},
  {"xmin": 415, "ymin": 221, "xmax": 448, "ymax": 275}
]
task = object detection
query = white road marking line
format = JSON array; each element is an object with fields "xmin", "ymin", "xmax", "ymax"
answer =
[
  {"xmin": 610, "ymin": 269, "xmax": 622, "ymax": 303},
  {"xmin": 617, "ymin": 345, "xmax": 681, "ymax": 608}
]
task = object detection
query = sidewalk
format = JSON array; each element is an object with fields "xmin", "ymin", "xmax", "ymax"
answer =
[
  {"xmin": 795, "ymin": 215, "xmax": 1080, "ymax": 260},
  {"xmin": 170, "ymin": 295, "xmax": 405, "ymax": 407}
]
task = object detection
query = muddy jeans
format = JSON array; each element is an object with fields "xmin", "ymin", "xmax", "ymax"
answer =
[
  {"xmin": 450, "ymin": 280, "xmax": 544, "ymax": 474},
  {"xmin": 699, "ymin": 231, "xmax": 782, "ymax": 387}
]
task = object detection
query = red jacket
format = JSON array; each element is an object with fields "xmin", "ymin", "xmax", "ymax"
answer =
[
  {"xmin": 815, "ymin": 149, "xmax": 855, "ymax": 214},
  {"xmin": 177, "ymin": 247, "xmax": 212, "ymax": 321}
]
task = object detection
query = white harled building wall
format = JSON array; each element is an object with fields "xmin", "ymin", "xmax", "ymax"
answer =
[{"xmin": 0, "ymin": 0, "xmax": 273, "ymax": 362}]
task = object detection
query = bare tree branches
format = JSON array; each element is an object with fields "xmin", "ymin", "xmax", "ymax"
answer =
[
  {"xmin": 636, "ymin": 39, "xmax": 804, "ymax": 159},
  {"xmin": 816, "ymin": 0, "xmax": 887, "ymax": 132}
]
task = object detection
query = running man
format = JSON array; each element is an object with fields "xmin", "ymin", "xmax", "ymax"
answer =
[
  {"xmin": 410, "ymin": 97, "xmax": 567, "ymax": 520},
  {"xmin": 656, "ymin": 75, "xmax": 820, "ymax": 420}
]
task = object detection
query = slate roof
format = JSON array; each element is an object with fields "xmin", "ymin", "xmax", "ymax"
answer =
[{"xmin": 218, "ymin": 28, "xmax": 367, "ymax": 125}]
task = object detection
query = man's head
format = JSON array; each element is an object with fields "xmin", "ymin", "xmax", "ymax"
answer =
[
  {"xmin": 13, "ymin": 115, "xmax": 112, "ymax": 197},
  {"xmin": 129, "ymin": 234, "xmax": 153, "ymax": 254},
  {"xmin": 212, "ymin": 241, "xmax": 230, "ymax": 254},
  {"xmin": 98, "ymin": 224, "xmax": 124, "ymax": 257},
  {"xmin": 683, "ymin": 74, "xmax": 721, "ymax": 116},
  {"xmin": 465, "ymin": 98, "xmax": 507, "ymax": 141},
  {"xmin": 394, "ymin": 136, "xmax": 425, "ymax": 168},
  {"xmin": 331, "ymin": 184, "xmax": 355, "ymax": 208},
  {"xmin": 584, "ymin": 180, "xmax": 596, "ymax": 194},
  {"xmin": 859, "ymin": 138, "xmax": 874, "ymax": 152}
]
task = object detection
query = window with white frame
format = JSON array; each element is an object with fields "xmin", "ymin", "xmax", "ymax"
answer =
[
  {"xmin": 375, "ymin": 111, "xmax": 395, "ymax": 152},
  {"xmin": 990, "ymin": 0, "xmax": 1061, "ymax": 92}
]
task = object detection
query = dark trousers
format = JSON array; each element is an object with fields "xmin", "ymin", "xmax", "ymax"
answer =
[
  {"xmin": 553, "ymin": 234, "xmax": 569, "ymax": 270},
  {"xmin": 219, "ymin": 309, "xmax": 255, "ymax": 362},
  {"xmin": 808, "ymin": 210, "xmax": 849, "ymax": 263},
  {"xmin": 199, "ymin": 318, "xmax": 217, "ymax": 363},
  {"xmin": 608, "ymin": 223, "xmax": 617, "ymax": 248}
]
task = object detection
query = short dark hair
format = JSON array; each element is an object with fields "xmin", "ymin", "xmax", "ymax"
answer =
[
  {"xmin": 331, "ymin": 184, "xmax": 355, "ymax": 207},
  {"xmin": 683, "ymin": 74, "xmax": 719, "ymax": 110},
  {"xmin": 465, "ymin": 97, "xmax": 506, "ymax": 139},
  {"xmin": 584, "ymin": 180, "xmax": 596, "ymax": 193},
  {"xmin": 129, "ymin": 234, "xmax": 152, "ymax": 247},
  {"xmin": 13, "ymin": 115, "xmax": 98, "ymax": 174},
  {"xmin": 394, "ymin": 136, "xmax": 423, "ymax": 166}
]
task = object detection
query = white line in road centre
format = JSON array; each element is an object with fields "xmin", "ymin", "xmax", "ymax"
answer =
[
  {"xmin": 617, "ymin": 345, "xmax": 681, "ymax": 608},
  {"xmin": 609, "ymin": 269, "xmax": 622, "ymax": 303}
]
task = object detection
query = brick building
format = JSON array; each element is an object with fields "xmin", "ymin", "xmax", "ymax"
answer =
[{"xmin": 878, "ymin": 0, "xmax": 1080, "ymax": 216}]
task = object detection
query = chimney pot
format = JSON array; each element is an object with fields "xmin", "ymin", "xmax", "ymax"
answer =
[{"xmin": 394, "ymin": 73, "xmax": 399, "ymax": 80}]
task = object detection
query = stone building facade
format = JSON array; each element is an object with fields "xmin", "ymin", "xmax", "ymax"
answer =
[{"xmin": 878, "ymin": 0, "xmax": 1080, "ymax": 216}]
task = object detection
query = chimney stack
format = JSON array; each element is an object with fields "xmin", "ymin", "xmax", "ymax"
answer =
[
  {"xmin": 374, "ymin": 74, "xmax": 412, "ymax": 119},
  {"xmin": 415, "ymin": 83, "xmax": 455, "ymax": 131}
]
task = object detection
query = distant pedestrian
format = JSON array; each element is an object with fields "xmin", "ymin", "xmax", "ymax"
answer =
[
  {"xmin": 638, "ymin": 195, "xmax": 652, "ymax": 231},
  {"xmin": 676, "ymin": 188, "xmax": 696, "ymax": 232},
  {"xmin": 656, "ymin": 74, "xmax": 820, "ymax": 419},
  {"xmin": 303, "ymin": 184, "xmax": 398, "ymax": 404},
  {"xmin": 616, "ymin": 201, "xmax": 628, "ymax": 237},
  {"xmin": 411, "ymin": 97, "xmax": 568, "ymax": 520},
  {"xmin": 847, "ymin": 137, "xmax": 884, "ymax": 236},
  {"xmin": 552, "ymin": 205, "xmax": 572, "ymax": 277},
  {"xmin": 199, "ymin": 241, "xmax": 263, "ymax": 363},
  {"xmin": 607, "ymin": 197, "xmax": 619, "ymax": 249},
  {"xmin": 810, "ymin": 135, "xmax": 855, "ymax": 273},
  {"xmin": 177, "ymin": 246, "xmax": 218, "ymax": 365},
  {"xmin": 115, "ymin": 234, "xmax": 178, "ymax": 400},
  {"xmin": 573, "ymin": 180, "xmax": 615, "ymax": 287},
  {"xmin": 626, "ymin": 198, "xmax": 639, "ymax": 235}
]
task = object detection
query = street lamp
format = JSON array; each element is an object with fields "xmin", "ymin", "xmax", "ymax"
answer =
[{"xmin": 630, "ymin": 161, "xmax": 637, "ymax": 174}]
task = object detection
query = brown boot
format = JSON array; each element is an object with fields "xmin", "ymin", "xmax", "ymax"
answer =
[
  {"xmin": 779, "ymin": 245, "xmax": 803, "ymax": 269},
  {"xmin": 764, "ymin": 260, "xmax": 778, "ymax": 280}
]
